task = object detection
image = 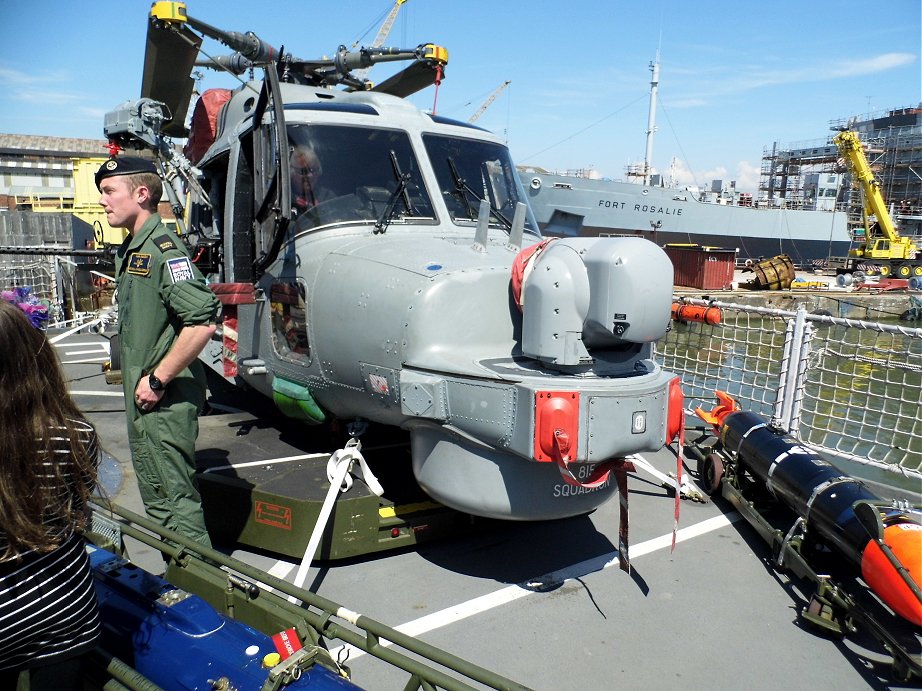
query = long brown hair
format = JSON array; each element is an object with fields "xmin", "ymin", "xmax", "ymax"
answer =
[{"xmin": 0, "ymin": 300, "xmax": 98, "ymax": 558}]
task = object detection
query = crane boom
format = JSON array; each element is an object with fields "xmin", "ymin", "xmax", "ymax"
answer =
[
  {"xmin": 469, "ymin": 80, "xmax": 510, "ymax": 123},
  {"xmin": 831, "ymin": 129, "xmax": 921, "ymax": 278},
  {"xmin": 833, "ymin": 130, "xmax": 898, "ymax": 240},
  {"xmin": 372, "ymin": 0, "xmax": 408, "ymax": 48},
  {"xmin": 352, "ymin": 0, "xmax": 408, "ymax": 82}
]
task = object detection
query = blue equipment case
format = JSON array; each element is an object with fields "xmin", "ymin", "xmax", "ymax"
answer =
[{"xmin": 88, "ymin": 544, "xmax": 358, "ymax": 690}]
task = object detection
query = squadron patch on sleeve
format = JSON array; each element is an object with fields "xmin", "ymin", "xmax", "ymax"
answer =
[
  {"xmin": 126, "ymin": 253, "xmax": 152, "ymax": 276},
  {"xmin": 166, "ymin": 256, "xmax": 196, "ymax": 283},
  {"xmin": 153, "ymin": 234, "xmax": 178, "ymax": 252}
]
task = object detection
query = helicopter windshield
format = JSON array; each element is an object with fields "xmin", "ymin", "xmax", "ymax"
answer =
[
  {"xmin": 288, "ymin": 124, "xmax": 434, "ymax": 232},
  {"xmin": 423, "ymin": 134, "xmax": 540, "ymax": 235}
]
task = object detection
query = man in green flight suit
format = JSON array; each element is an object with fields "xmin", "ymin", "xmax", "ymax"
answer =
[{"xmin": 97, "ymin": 156, "xmax": 218, "ymax": 547}]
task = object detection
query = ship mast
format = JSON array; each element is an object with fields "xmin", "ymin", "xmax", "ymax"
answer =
[{"xmin": 643, "ymin": 53, "xmax": 660, "ymax": 186}]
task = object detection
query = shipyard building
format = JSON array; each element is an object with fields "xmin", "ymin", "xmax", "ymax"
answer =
[
  {"xmin": 0, "ymin": 134, "xmax": 169, "ymax": 318},
  {"xmin": 759, "ymin": 104, "xmax": 922, "ymax": 239}
]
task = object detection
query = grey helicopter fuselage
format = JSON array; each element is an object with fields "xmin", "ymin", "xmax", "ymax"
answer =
[{"xmin": 191, "ymin": 81, "xmax": 679, "ymax": 521}]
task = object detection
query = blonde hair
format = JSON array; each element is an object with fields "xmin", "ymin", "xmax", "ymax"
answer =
[{"xmin": 126, "ymin": 171, "xmax": 164, "ymax": 209}]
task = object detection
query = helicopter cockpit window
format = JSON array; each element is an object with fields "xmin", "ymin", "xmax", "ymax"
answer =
[
  {"xmin": 422, "ymin": 134, "xmax": 540, "ymax": 236},
  {"xmin": 270, "ymin": 280, "xmax": 310, "ymax": 362},
  {"xmin": 287, "ymin": 124, "xmax": 434, "ymax": 232}
]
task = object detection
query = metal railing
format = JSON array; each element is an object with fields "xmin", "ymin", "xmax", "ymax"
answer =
[
  {"xmin": 88, "ymin": 500, "xmax": 531, "ymax": 691},
  {"xmin": 658, "ymin": 297, "xmax": 922, "ymax": 482}
]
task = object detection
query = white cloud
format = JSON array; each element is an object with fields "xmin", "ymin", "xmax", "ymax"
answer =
[
  {"xmin": 76, "ymin": 106, "xmax": 108, "ymax": 121},
  {"xmin": 0, "ymin": 67, "xmax": 29, "ymax": 85},
  {"xmin": 0, "ymin": 65, "xmax": 70, "ymax": 87},
  {"xmin": 667, "ymin": 51, "xmax": 917, "ymax": 106},
  {"xmin": 13, "ymin": 88, "xmax": 84, "ymax": 105},
  {"xmin": 0, "ymin": 64, "xmax": 96, "ymax": 114},
  {"xmin": 734, "ymin": 161, "xmax": 761, "ymax": 194},
  {"xmin": 825, "ymin": 52, "xmax": 916, "ymax": 78},
  {"xmin": 648, "ymin": 157, "xmax": 762, "ymax": 194},
  {"xmin": 665, "ymin": 98, "xmax": 707, "ymax": 109}
]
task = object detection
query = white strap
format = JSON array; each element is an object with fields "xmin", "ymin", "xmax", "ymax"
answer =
[
  {"xmin": 288, "ymin": 438, "xmax": 382, "ymax": 603},
  {"xmin": 326, "ymin": 439, "xmax": 384, "ymax": 496}
]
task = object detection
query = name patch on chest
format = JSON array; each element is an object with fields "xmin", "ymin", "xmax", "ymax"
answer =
[
  {"xmin": 126, "ymin": 253, "xmax": 152, "ymax": 276},
  {"xmin": 167, "ymin": 257, "xmax": 195, "ymax": 283}
]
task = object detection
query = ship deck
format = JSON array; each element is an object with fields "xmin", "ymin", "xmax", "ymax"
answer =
[{"xmin": 60, "ymin": 330, "xmax": 920, "ymax": 690}]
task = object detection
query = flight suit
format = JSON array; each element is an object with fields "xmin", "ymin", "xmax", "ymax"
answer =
[{"xmin": 115, "ymin": 213, "xmax": 218, "ymax": 545}]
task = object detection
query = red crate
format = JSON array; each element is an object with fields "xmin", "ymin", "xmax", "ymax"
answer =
[{"xmin": 664, "ymin": 244, "xmax": 736, "ymax": 290}]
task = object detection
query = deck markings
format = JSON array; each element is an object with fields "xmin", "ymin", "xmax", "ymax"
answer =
[
  {"xmin": 60, "ymin": 347, "xmax": 108, "ymax": 355},
  {"xmin": 202, "ymin": 453, "xmax": 331, "ymax": 474},
  {"xmin": 321, "ymin": 512, "xmax": 742, "ymax": 661},
  {"xmin": 58, "ymin": 340, "xmax": 110, "ymax": 365},
  {"xmin": 69, "ymin": 390, "xmax": 125, "ymax": 398}
]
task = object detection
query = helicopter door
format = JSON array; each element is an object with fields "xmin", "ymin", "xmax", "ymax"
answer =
[
  {"xmin": 226, "ymin": 135, "xmax": 255, "ymax": 282},
  {"xmin": 223, "ymin": 65, "xmax": 291, "ymax": 283},
  {"xmin": 251, "ymin": 64, "xmax": 291, "ymax": 278}
]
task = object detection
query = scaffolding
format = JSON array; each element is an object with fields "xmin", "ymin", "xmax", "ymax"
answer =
[{"xmin": 759, "ymin": 104, "xmax": 922, "ymax": 240}]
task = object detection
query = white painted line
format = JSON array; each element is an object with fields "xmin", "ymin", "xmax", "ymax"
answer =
[
  {"xmin": 70, "ymin": 390, "xmax": 124, "ymax": 398},
  {"xmin": 328, "ymin": 512, "xmax": 742, "ymax": 661},
  {"xmin": 49, "ymin": 319, "xmax": 103, "ymax": 344},
  {"xmin": 62, "ymin": 357, "xmax": 110, "ymax": 364},
  {"xmin": 203, "ymin": 453, "xmax": 330, "ymax": 473},
  {"xmin": 268, "ymin": 561, "xmax": 296, "ymax": 580},
  {"xmin": 60, "ymin": 348, "xmax": 108, "ymax": 356},
  {"xmin": 259, "ymin": 561, "xmax": 298, "ymax": 593}
]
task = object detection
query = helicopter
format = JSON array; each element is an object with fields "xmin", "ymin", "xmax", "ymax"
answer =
[{"xmin": 103, "ymin": 1, "xmax": 684, "ymax": 523}]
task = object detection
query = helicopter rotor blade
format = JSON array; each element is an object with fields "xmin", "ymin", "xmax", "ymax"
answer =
[
  {"xmin": 141, "ymin": 16, "xmax": 202, "ymax": 137},
  {"xmin": 371, "ymin": 60, "xmax": 443, "ymax": 98}
]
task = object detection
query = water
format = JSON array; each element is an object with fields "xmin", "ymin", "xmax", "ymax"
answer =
[{"xmin": 658, "ymin": 315, "xmax": 922, "ymax": 477}]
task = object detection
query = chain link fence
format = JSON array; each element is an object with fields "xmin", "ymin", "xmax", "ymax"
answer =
[{"xmin": 658, "ymin": 297, "xmax": 922, "ymax": 482}]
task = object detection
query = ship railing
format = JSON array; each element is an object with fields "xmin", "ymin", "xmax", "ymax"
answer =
[
  {"xmin": 0, "ymin": 257, "xmax": 66, "ymax": 320},
  {"xmin": 1, "ymin": 247, "xmax": 113, "ymax": 326},
  {"xmin": 658, "ymin": 298, "xmax": 922, "ymax": 488}
]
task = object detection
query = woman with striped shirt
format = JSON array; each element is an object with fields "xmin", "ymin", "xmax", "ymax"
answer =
[{"xmin": 0, "ymin": 300, "xmax": 101, "ymax": 689}]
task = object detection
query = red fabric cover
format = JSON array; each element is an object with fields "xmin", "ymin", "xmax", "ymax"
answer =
[
  {"xmin": 183, "ymin": 88, "xmax": 233, "ymax": 164},
  {"xmin": 510, "ymin": 238, "xmax": 554, "ymax": 311}
]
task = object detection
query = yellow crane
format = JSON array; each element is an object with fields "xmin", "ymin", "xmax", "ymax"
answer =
[
  {"xmin": 833, "ymin": 129, "xmax": 921, "ymax": 278},
  {"xmin": 468, "ymin": 80, "xmax": 511, "ymax": 123},
  {"xmin": 352, "ymin": 0, "xmax": 408, "ymax": 82}
]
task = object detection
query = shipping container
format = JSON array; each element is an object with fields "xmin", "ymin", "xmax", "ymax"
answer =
[{"xmin": 663, "ymin": 244, "xmax": 736, "ymax": 290}]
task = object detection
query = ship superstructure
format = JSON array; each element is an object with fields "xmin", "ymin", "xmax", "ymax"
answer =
[
  {"xmin": 519, "ymin": 67, "xmax": 922, "ymax": 267},
  {"xmin": 762, "ymin": 105, "xmax": 922, "ymax": 242}
]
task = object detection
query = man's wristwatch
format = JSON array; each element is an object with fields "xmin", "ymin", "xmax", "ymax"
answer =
[{"xmin": 148, "ymin": 373, "xmax": 165, "ymax": 391}]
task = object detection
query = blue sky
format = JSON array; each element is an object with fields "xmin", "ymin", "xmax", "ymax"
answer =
[{"xmin": 1, "ymin": 0, "xmax": 919, "ymax": 193}]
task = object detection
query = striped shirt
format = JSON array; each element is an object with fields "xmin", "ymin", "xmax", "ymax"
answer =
[{"xmin": 0, "ymin": 419, "xmax": 101, "ymax": 671}]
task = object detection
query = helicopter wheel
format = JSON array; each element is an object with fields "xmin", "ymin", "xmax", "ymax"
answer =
[{"xmin": 697, "ymin": 452, "xmax": 725, "ymax": 495}]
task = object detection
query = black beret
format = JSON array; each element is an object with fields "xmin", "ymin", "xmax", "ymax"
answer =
[{"xmin": 95, "ymin": 156, "xmax": 158, "ymax": 190}]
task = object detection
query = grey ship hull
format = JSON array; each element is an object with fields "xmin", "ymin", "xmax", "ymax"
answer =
[{"xmin": 520, "ymin": 171, "xmax": 851, "ymax": 265}]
